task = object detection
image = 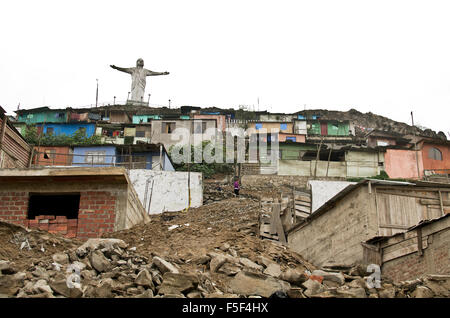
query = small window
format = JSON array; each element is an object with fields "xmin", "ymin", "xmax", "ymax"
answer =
[
  {"xmin": 192, "ymin": 121, "xmax": 207, "ymax": 134},
  {"xmin": 46, "ymin": 127, "xmax": 54, "ymax": 135},
  {"xmin": 44, "ymin": 149, "xmax": 56, "ymax": 159},
  {"xmin": 162, "ymin": 122, "xmax": 176, "ymax": 134},
  {"xmin": 135, "ymin": 130, "xmax": 145, "ymax": 137},
  {"xmin": 78, "ymin": 127, "xmax": 87, "ymax": 135},
  {"xmin": 428, "ymin": 147, "xmax": 443, "ymax": 161},
  {"xmin": 85, "ymin": 151, "xmax": 106, "ymax": 164}
]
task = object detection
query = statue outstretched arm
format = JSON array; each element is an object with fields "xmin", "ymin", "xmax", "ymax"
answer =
[
  {"xmin": 145, "ymin": 69, "xmax": 170, "ymax": 76},
  {"xmin": 110, "ymin": 65, "xmax": 133, "ymax": 74}
]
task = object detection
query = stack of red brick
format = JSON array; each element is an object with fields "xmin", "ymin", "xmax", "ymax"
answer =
[{"xmin": 25, "ymin": 215, "xmax": 78, "ymax": 238}]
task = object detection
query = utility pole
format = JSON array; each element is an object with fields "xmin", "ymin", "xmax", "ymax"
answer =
[
  {"xmin": 411, "ymin": 111, "xmax": 421, "ymax": 179},
  {"xmin": 147, "ymin": 94, "xmax": 151, "ymax": 105},
  {"xmin": 113, "ymin": 96, "xmax": 116, "ymax": 105},
  {"xmin": 95, "ymin": 79, "xmax": 99, "ymax": 107},
  {"xmin": 168, "ymin": 99, "xmax": 171, "ymax": 109}
]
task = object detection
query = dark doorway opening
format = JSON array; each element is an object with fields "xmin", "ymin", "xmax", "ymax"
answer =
[{"xmin": 28, "ymin": 193, "xmax": 80, "ymax": 219}]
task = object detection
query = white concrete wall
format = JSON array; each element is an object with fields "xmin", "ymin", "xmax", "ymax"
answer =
[
  {"xmin": 308, "ymin": 180, "xmax": 357, "ymax": 213},
  {"xmin": 128, "ymin": 170, "xmax": 203, "ymax": 214},
  {"xmin": 294, "ymin": 120, "xmax": 307, "ymax": 135}
]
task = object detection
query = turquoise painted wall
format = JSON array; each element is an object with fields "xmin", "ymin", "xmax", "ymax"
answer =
[
  {"xmin": 132, "ymin": 115, "xmax": 161, "ymax": 124},
  {"xmin": 18, "ymin": 111, "xmax": 68, "ymax": 124}
]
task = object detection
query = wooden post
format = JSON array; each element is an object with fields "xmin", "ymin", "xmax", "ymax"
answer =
[
  {"xmin": 148, "ymin": 179, "xmax": 154, "ymax": 213},
  {"xmin": 128, "ymin": 145, "xmax": 132, "ymax": 169},
  {"xmin": 326, "ymin": 145, "xmax": 332, "ymax": 177},
  {"xmin": 411, "ymin": 111, "xmax": 421, "ymax": 179},
  {"xmin": 0, "ymin": 114, "xmax": 7, "ymax": 145},
  {"xmin": 313, "ymin": 136, "xmax": 323, "ymax": 178},
  {"xmin": 417, "ymin": 227, "xmax": 423, "ymax": 256},
  {"xmin": 0, "ymin": 114, "xmax": 7, "ymax": 166},
  {"xmin": 28, "ymin": 147, "xmax": 35, "ymax": 168},
  {"xmin": 292, "ymin": 185, "xmax": 296, "ymax": 224},
  {"xmin": 159, "ymin": 144, "xmax": 163, "ymax": 170},
  {"xmin": 272, "ymin": 203, "xmax": 287, "ymax": 244},
  {"xmin": 438, "ymin": 190, "xmax": 444, "ymax": 216}
]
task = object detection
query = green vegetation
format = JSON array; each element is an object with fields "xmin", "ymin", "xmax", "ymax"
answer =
[
  {"xmin": 23, "ymin": 125, "xmax": 102, "ymax": 146},
  {"xmin": 169, "ymin": 141, "xmax": 234, "ymax": 179}
]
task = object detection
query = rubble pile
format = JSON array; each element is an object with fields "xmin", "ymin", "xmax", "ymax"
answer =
[
  {"xmin": 1, "ymin": 239, "xmax": 448, "ymax": 298},
  {"xmin": 0, "ymin": 197, "xmax": 448, "ymax": 298},
  {"xmin": 0, "ymin": 237, "xmax": 314, "ymax": 298},
  {"xmin": 203, "ymin": 179, "xmax": 287, "ymax": 205},
  {"xmin": 274, "ymin": 264, "xmax": 450, "ymax": 298}
]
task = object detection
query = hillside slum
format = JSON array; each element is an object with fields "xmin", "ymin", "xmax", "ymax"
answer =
[{"xmin": 0, "ymin": 105, "xmax": 449, "ymax": 298}]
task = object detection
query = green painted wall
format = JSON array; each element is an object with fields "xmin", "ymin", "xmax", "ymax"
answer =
[
  {"xmin": 132, "ymin": 115, "xmax": 161, "ymax": 124},
  {"xmin": 307, "ymin": 122, "xmax": 321, "ymax": 135},
  {"xmin": 307, "ymin": 121, "xmax": 349, "ymax": 136},
  {"xmin": 278, "ymin": 143, "xmax": 316, "ymax": 160},
  {"xmin": 327, "ymin": 122, "xmax": 349, "ymax": 136},
  {"xmin": 18, "ymin": 111, "xmax": 68, "ymax": 124}
]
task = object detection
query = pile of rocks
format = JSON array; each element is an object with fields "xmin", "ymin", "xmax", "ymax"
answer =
[
  {"xmin": 1, "ymin": 238, "xmax": 448, "ymax": 298},
  {"xmin": 0, "ymin": 238, "xmax": 206, "ymax": 298},
  {"xmin": 265, "ymin": 264, "xmax": 450, "ymax": 298}
]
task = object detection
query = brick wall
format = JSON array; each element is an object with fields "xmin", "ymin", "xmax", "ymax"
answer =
[
  {"xmin": 77, "ymin": 191, "xmax": 116, "ymax": 239},
  {"xmin": 27, "ymin": 216, "xmax": 78, "ymax": 238},
  {"xmin": 0, "ymin": 190, "xmax": 117, "ymax": 240},
  {"xmin": 381, "ymin": 223, "xmax": 450, "ymax": 282},
  {"xmin": 0, "ymin": 192, "xmax": 29, "ymax": 227}
]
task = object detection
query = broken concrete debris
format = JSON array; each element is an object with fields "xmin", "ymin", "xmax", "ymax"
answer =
[
  {"xmin": 0, "ymin": 234, "xmax": 449, "ymax": 298},
  {"xmin": 0, "ymin": 193, "xmax": 448, "ymax": 298}
]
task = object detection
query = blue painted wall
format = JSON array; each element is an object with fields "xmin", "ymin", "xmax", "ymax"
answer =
[
  {"xmin": 38, "ymin": 123, "xmax": 96, "ymax": 138},
  {"xmin": 72, "ymin": 146, "xmax": 117, "ymax": 167}
]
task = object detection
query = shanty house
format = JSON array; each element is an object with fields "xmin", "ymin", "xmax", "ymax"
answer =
[
  {"xmin": 15, "ymin": 107, "xmax": 69, "ymax": 124},
  {"xmin": 0, "ymin": 107, "xmax": 32, "ymax": 168},
  {"xmin": 287, "ymin": 179, "xmax": 450, "ymax": 267},
  {"xmin": 71, "ymin": 144, "xmax": 174, "ymax": 171},
  {"xmin": 365, "ymin": 214, "xmax": 449, "ymax": 282}
]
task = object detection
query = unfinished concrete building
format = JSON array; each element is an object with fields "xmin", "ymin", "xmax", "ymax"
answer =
[{"xmin": 0, "ymin": 167, "xmax": 149, "ymax": 239}]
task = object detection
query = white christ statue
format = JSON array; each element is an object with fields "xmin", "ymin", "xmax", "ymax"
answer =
[{"xmin": 110, "ymin": 58, "xmax": 169, "ymax": 103}]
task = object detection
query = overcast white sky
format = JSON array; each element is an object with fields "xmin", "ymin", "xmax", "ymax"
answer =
[{"xmin": 1, "ymin": 0, "xmax": 449, "ymax": 135}]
